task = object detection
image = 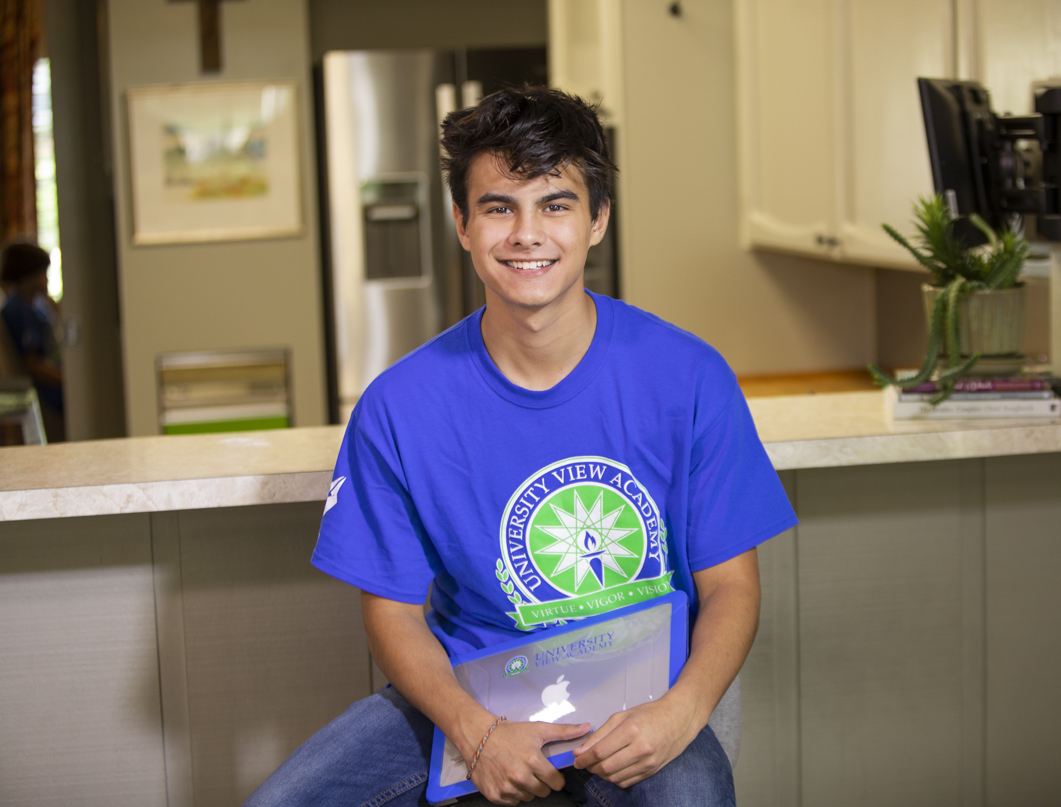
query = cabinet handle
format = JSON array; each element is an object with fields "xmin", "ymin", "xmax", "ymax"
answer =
[{"xmin": 816, "ymin": 234, "xmax": 841, "ymax": 248}]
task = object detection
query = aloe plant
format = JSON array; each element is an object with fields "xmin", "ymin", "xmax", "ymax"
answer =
[{"xmin": 868, "ymin": 195, "xmax": 1029, "ymax": 402}]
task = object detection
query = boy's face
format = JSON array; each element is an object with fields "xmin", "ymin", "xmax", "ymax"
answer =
[
  {"xmin": 17, "ymin": 271, "xmax": 49, "ymax": 300},
  {"xmin": 453, "ymin": 153, "xmax": 609, "ymax": 314}
]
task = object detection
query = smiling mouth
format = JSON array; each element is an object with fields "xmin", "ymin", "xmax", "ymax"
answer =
[{"xmin": 501, "ymin": 259, "xmax": 558, "ymax": 270}]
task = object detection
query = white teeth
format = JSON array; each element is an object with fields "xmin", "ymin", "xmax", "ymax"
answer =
[{"xmin": 505, "ymin": 260, "xmax": 555, "ymax": 269}]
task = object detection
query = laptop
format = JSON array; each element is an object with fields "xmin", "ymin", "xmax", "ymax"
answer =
[{"xmin": 426, "ymin": 590, "xmax": 688, "ymax": 805}]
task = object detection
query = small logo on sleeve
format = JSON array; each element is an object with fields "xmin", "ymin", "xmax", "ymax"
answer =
[{"xmin": 324, "ymin": 476, "xmax": 347, "ymax": 514}]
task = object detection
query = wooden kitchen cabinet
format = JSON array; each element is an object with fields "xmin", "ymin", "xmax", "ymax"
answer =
[
  {"xmin": 737, "ymin": 0, "xmax": 952, "ymax": 270},
  {"xmin": 735, "ymin": 0, "xmax": 839, "ymax": 259},
  {"xmin": 739, "ymin": 0, "xmax": 1061, "ymax": 270},
  {"xmin": 548, "ymin": 0, "xmax": 625, "ymax": 126},
  {"xmin": 836, "ymin": 0, "xmax": 952, "ymax": 267},
  {"xmin": 973, "ymin": 0, "xmax": 1061, "ymax": 117}
]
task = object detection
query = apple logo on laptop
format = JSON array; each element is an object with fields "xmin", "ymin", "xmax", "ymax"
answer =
[
  {"xmin": 542, "ymin": 675, "xmax": 570, "ymax": 706},
  {"xmin": 530, "ymin": 675, "xmax": 576, "ymax": 723}
]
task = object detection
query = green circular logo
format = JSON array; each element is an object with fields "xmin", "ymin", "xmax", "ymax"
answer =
[
  {"xmin": 497, "ymin": 457, "xmax": 671, "ymax": 629},
  {"xmin": 528, "ymin": 482, "xmax": 646, "ymax": 596},
  {"xmin": 504, "ymin": 655, "xmax": 528, "ymax": 677}
]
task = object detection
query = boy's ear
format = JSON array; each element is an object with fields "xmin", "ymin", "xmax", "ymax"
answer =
[
  {"xmin": 452, "ymin": 201, "xmax": 471, "ymax": 250},
  {"xmin": 589, "ymin": 200, "xmax": 611, "ymax": 247}
]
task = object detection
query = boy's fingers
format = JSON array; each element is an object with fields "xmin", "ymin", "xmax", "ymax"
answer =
[
  {"xmin": 574, "ymin": 709, "xmax": 631, "ymax": 754},
  {"xmin": 573, "ymin": 712, "xmax": 628, "ymax": 763},
  {"xmin": 573, "ymin": 732, "xmax": 629, "ymax": 771},
  {"xmin": 572, "ymin": 727, "xmax": 605, "ymax": 756},
  {"xmin": 586, "ymin": 745, "xmax": 643, "ymax": 780},
  {"xmin": 529, "ymin": 756, "xmax": 566, "ymax": 792},
  {"xmin": 474, "ymin": 721, "xmax": 577, "ymax": 797},
  {"xmin": 536, "ymin": 720, "xmax": 591, "ymax": 744}
]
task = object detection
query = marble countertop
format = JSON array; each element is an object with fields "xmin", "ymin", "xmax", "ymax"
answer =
[
  {"xmin": 2, "ymin": 391, "xmax": 1059, "ymax": 521},
  {"xmin": 0, "ymin": 428, "xmax": 345, "ymax": 522}
]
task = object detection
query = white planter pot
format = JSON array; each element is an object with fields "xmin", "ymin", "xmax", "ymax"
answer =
[{"xmin": 921, "ymin": 284, "xmax": 1025, "ymax": 357}]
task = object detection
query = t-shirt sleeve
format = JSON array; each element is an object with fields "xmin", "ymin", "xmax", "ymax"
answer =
[
  {"xmin": 685, "ymin": 365, "xmax": 797, "ymax": 570},
  {"xmin": 311, "ymin": 393, "xmax": 437, "ymax": 604}
]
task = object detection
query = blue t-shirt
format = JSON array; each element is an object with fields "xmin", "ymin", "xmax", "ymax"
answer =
[
  {"xmin": 312, "ymin": 292, "xmax": 797, "ymax": 656},
  {"xmin": 1, "ymin": 293, "xmax": 63, "ymax": 413}
]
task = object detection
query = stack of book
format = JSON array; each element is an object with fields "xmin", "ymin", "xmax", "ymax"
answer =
[{"xmin": 886, "ymin": 376, "xmax": 1061, "ymax": 420}]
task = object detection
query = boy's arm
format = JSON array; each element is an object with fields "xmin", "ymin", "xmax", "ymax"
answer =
[
  {"xmin": 571, "ymin": 547, "xmax": 761, "ymax": 788},
  {"xmin": 361, "ymin": 592, "xmax": 589, "ymax": 806},
  {"xmin": 23, "ymin": 350, "xmax": 63, "ymax": 387}
]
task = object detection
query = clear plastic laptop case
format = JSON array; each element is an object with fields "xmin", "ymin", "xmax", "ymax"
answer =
[{"xmin": 427, "ymin": 590, "xmax": 688, "ymax": 805}]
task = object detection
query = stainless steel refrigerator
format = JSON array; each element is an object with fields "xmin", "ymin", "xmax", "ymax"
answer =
[{"xmin": 318, "ymin": 48, "xmax": 616, "ymax": 423}]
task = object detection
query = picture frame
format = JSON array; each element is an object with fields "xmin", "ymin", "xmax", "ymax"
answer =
[{"xmin": 126, "ymin": 80, "xmax": 303, "ymax": 245}]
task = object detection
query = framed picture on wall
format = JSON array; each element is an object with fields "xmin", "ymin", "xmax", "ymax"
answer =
[{"xmin": 126, "ymin": 81, "xmax": 303, "ymax": 245}]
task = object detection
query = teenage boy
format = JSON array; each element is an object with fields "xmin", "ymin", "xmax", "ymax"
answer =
[{"xmin": 248, "ymin": 87, "xmax": 796, "ymax": 807}]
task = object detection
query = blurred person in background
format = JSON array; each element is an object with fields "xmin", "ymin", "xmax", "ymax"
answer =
[{"xmin": 1, "ymin": 241, "xmax": 64, "ymax": 441}]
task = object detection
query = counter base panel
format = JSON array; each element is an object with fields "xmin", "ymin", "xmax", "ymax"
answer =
[{"xmin": 2, "ymin": 457, "xmax": 1059, "ymax": 806}]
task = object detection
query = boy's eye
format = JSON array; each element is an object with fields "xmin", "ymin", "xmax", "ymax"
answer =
[{"xmin": 545, "ymin": 204, "xmax": 567, "ymax": 212}]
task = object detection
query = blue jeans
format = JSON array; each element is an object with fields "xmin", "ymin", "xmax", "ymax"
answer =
[{"xmin": 244, "ymin": 687, "xmax": 735, "ymax": 807}]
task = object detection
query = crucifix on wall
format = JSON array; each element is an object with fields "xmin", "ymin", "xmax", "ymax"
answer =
[{"xmin": 171, "ymin": 0, "xmax": 246, "ymax": 73}]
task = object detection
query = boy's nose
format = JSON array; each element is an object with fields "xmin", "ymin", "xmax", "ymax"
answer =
[{"xmin": 508, "ymin": 212, "xmax": 546, "ymax": 248}]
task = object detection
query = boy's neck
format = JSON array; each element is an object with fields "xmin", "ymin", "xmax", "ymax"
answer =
[{"xmin": 479, "ymin": 286, "xmax": 597, "ymax": 392}]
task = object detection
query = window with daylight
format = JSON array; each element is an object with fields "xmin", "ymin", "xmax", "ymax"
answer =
[{"xmin": 32, "ymin": 57, "xmax": 61, "ymax": 300}]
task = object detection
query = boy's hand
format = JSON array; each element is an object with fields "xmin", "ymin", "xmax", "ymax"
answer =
[
  {"xmin": 570, "ymin": 697, "xmax": 698, "ymax": 789},
  {"xmin": 469, "ymin": 720, "xmax": 589, "ymax": 806},
  {"xmin": 572, "ymin": 550, "xmax": 762, "ymax": 789}
]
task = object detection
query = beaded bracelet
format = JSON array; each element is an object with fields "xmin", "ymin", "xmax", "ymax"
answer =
[{"xmin": 466, "ymin": 716, "xmax": 507, "ymax": 779}]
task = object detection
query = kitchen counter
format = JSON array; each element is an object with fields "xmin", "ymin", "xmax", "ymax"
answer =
[
  {"xmin": 3, "ymin": 390, "xmax": 1059, "ymax": 807},
  {"xmin": 3, "ymin": 391, "xmax": 1060, "ymax": 521},
  {"xmin": 749, "ymin": 390, "xmax": 1061, "ymax": 468},
  {"xmin": 0, "ymin": 426, "xmax": 344, "ymax": 521}
]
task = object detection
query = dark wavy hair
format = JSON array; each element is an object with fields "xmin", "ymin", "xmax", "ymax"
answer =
[
  {"xmin": 1, "ymin": 241, "xmax": 50, "ymax": 285},
  {"xmin": 440, "ymin": 87, "xmax": 616, "ymax": 226}
]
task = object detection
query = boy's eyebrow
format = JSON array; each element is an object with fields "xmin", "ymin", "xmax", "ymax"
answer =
[
  {"xmin": 475, "ymin": 189, "xmax": 582, "ymax": 207},
  {"xmin": 538, "ymin": 190, "xmax": 580, "ymax": 205},
  {"xmin": 476, "ymin": 192, "xmax": 516, "ymax": 207}
]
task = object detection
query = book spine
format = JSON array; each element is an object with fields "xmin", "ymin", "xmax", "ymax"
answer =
[
  {"xmin": 904, "ymin": 379, "xmax": 1051, "ymax": 393},
  {"xmin": 897, "ymin": 391, "xmax": 1057, "ymax": 401},
  {"xmin": 891, "ymin": 398, "xmax": 1061, "ymax": 419}
]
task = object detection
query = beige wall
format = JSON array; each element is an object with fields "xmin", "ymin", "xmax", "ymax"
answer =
[
  {"xmin": 309, "ymin": 0, "xmax": 547, "ymax": 60},
  {"xmin": 616, "ymin": 0, "xmax": 878, "ymax": 376},
  {"xmin": 107, "ymin": 0, "xmax": 326, "ymax": 436},
  {"xmin": 103, "ymin": 0, "xmax": 967, "ymax": 429}
]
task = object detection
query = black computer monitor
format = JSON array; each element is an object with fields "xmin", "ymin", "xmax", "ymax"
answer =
[
  {"xmin": 1034, "ymin": 84, "xmax": 1061, "ymax": 239},
  {"xmin": 918, "ymin": 77, "xmax": 1061, "ymax": 242}
]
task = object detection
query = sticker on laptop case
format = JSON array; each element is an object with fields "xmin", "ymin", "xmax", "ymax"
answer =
[{"xmin": 503, "ymin": 655, "xmax": 528, "ymax": 677}]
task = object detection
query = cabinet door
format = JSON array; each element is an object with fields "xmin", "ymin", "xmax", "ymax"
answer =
[
  {"xmin": 985, "ymin": 454, "xmax": 1061, "ymax": 807},
  {"xmin": 976, "ymin": 0, "xmax": 1061, "ymax": 117},
  {"xmin": 835, "ymin": 0, "xmax": 952, "ymax": 269},
  {"xmin": 796, "ymin": 461, "xmax": 979, "ymax": 807},
  {"xmin": 548, "ymin": 0, "xmax": 624, "ymax": 126},
  {"xmin": 736, "ymin": 0, "xmax": 838, "ymax": 257}
]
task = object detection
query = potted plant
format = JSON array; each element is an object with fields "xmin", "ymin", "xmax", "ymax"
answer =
[{"xmin": 868, "ymin": 194, "xmax": 1029, "ymax": 402}]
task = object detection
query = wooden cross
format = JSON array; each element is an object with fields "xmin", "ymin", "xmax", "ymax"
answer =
[{"xmin": 171, "ymin": 0, "xmax": 246, "ymax": 73}]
